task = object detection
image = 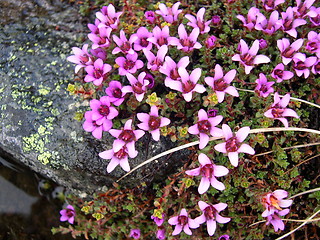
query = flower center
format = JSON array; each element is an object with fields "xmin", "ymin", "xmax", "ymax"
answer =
[
  {"xmin": 271, "ymin": 107, "xmax": 285, "ymax": 118},
  {"xmin": 225, "ymin": 136, "xmax": 240, "ymax": 152},
  {"xmin": 204, "ymin": 205, "xmax": 217, "ymax": 220},
  {"xmin": 177, "ymin": 215, "xmax": 188, "ymax": 227},
  {"xmin": 66, "ymin": 209, "xmax": 75, "ymax": 218},
  {"xmin": 282, "ymin": 48, "xmax": 295, "ymax": 58},
  {"xmin": 123, "ymin": 60, "xmax": 135, "ymax": 70},
  {"xmin": 306, "ymin": 41, "xmax": 318, "ymax": 52},
  {"xmin": 197, "ymin": 120, "xmax": 211, "ymax": 134},
  {"xmin": 293, "ymin": 61, "xmax": 306, "ymax": 70},
  {"xmin": 112, "ymin": 87, "xmax": 123, "ymax": 98},
  {"xmin": 119, "ymin": 130, "xmax": 135, "ymax": 143},
  {"xmin": 121, "ymin": 41, "xmax": 131, "ymax": 52},
  {"xmin": 79, "ymin": 54, "xmax": 90, "ymax": 64},
  {"xmin": 180, "ymin": 38, "xmax": 194, "ymax": 48},
  {"xmin": 200, "ymin": 164, "xmax": 214, "ymax": 178},
  {"xmin": 140, "ymin": 38, "xmax": 149, "ymax": 47},
  {"xmin": 214, "ymin": 79, "xmax": 229, "ymax": 91},
  {"xmin": 148, "ymin": 116, "xmax": 161, "ymax": 130},
  {"xmin": 93, "ymin": 68, "xmax": 103, "ymax": 79},
  {"xmin": 274, "ymin": 69, "xmax": 283, "ymax": 78},
  {"xmin": 270, "ymin": 195, "xmax": 283, "ymax": 210},
  {"xmin": 170, "ymin": 68, "xmax": 180, "ymax": 80},
  {"xmin": 240, "ymin": 53, "xmax": 254, "ymax": 66},
  {"xmin": 114, "ymin": 147, "xmax": 128, "ymax": 159},
  {"xmin": 182, "ymin": 80, "xmax": 195, "ymax": 93},
  {"xmin": 260, "ymin": 83, "xmax": 269, "ymax": 93},
  {"xmin": 283, "ymin": 18, "xmax": 293, "ymax": 31},
  {"xmin": 132, "ymin": 82, "xmax": 144, "ymax": 94},
  {"xmin": 98, "ymin": 105, "xmax": 110, "ymax": 116},
  {"xmin": 158, "ymin": 36, "xmax": 168, "ymax": 46}
]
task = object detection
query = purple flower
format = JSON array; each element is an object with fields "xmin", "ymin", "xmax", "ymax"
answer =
[
  {"xmin": 185, "ymin": 153, "xmax": 229, "ymax": 194},
  {"xmin": 261, "ymin": 189, "xmax": 293, "ymax": 217},
  {"xmin": 261, "ymin": 0, "xmax": 285, "ymax": 11},
  {"xmin": 309, "ymin": 6, "xmax": 320, "ymax": 26},
  {"xmin": 255, "ymin": 73, "xmax": 275, "ymax": 98},
  {"xmin": 236, "ymin": 7, "xmax": 263, "ymax": 31},
  {"xmin": 112, "ymin": 30, "xmax": 138, "ymax": 55},
  {"xmin": 122, "ymin": 72, "xmax": 150, "ymax": 102},
  {"xmin": 67, "ymin": 44, "xmax": 93, "ymax": 73},
  {"xmin": 151, "ymin": 213, "xmax": 165, "ymax": 226},
  {"xmin": 194, "ymin": 201, "xmax": 231, "ymax": 236},
  {"xmin": 218, "ymin": 235, "xmax": 231, "ymax": 240},
  {"xmin": 84, "ymin": 58, "xmax": 112, "ymax": 86},
  {"xmin": 155, "ymin": 2, "xmax": 182, "ymax": 23},
  {"xmin": 83, "ymin": 111, "xmax": 106, "ymax": 139},
  {"xmin": 129, "ymin": 229, "xmax": 141, "ymax": 239},
  {"xmin": 259, "ymin": 39, "xmax": 268, "ymax": 49},
  {"xmin": 96, "ymin": 4, "xmax": 122, "ymax": 30},
  {"xmin": 105, "ymin": 81, "xmax": 126, "ymax": 106},
  {"xmin": 311, "ymin": 59, "xmax": 320, "ymax": 74},
  {"xmin": 211, "ymin": 15, "xmax": 221, "ymax": 26},
  {"xmin": 306, "ymin": 31, "xmax": 320, "ymax": 57},
  {"xmin": 145, "ymin": 11, "xmax": 156, "ymax": 24},
  {"xmin": 160, "ymin": 56, "xmax": 190, "ymax": 84},
  {"xmin": 205, "ymin": 64, "xmax": 238, "ymax": 103},
  {"xmin": 99, "ymin": 146, "xmax": 135, "ymax": 173},
  {"xmin": 109, "ymin": 119, "xmax": 145, "ymax": 157},
  {"xmin": 90, "ymin": 48, "xmax": 107, "ymax": 60},
  {"xmin": 266, "ymin": 209, "xmax": 290, "ymax": 232},
  {"xmin": 89, "ymin": 96, "xmax": 118, "ymax": 129},
  {"xmin": 133, "ymin": 27, "xmax": 153, "ymax": 52},
  {"xmin": 185, "ymin": 8, "xmax": 211, "ymax": 34},
  {"xmin": 188, "ymin": 109, "xmax": 223, "ymax": 149},
  {"xmin": 214, "ymin": 124, "xmax": 255, "ymax": 167},
  {"xmin": 168, "ymin": 208, "xmax": 199, "ymax": 235},
  {"xmin": 156, "ymin": 229, "xmax": 166, "ymax": 239},
  {"xmin": 279, "ymin": 7, "xmax": 307, "ymax": 38},
  {"xmin": 293, "ymin": 0, "xmax": 317, "ymax": 18},
  {"xmin": 143, "ymin": 45, "xmax": 168, "ymax": 71},
  {"xmin": 170, "ymin": 24, "xmax": 202, "ymax": 53},
  {"xmin": 137, "ymin": 106, "xmax": 171, "ymax": 141},
  {"xmin": 115, "ymin": 52, "xmax": 144, "ymax": 76},
  {"xmin": 255, "ymin": 11, "xmax": 281, "ymax": 35},
  {"xmin": 205, "ymin": 35, "xmax": 217, "ymax": 49},
  {"xmin": 232, "ymin": 39, "xmax": 270, "ymax": 74},
  {"xmin": 88, "ymin": 26, "xmax": 112, "ymax": 49},
  {"xmin": 292, "ymin": 53, "xmax": 317, "ymax": 78},
  {"xmin": 264, "ymin": 93, "xmax": 299, "ymax": 128},
  {"xmin": 271, "ymin": 63, "xmax": 294, "ymax": 83},
  {"xmin": 165, "ymin": 67, "xmax": 206, "ymax": 102},
  {"xmin": 277, "ymin": 38, "xmax": 304, "ymax": 65},
  {"xmin": 60, "ymin": 205, "xmax": 76, "ymax": 224},
  {"xmin": 208, "ymin": 109, "xmax": 218, "ymax": 117},
  {"xmin": 148, "ymin": 26, "xmax": 176, "ymax": 49}
]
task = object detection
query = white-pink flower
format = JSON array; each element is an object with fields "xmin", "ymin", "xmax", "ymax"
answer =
[
  {"xmin": 112, "ymin": 30, "xmax": 137, "ymax": 55},
  {"xmin": 96, "ymin": 4, "xmax": 122, "ymax": 30},
  {"xmin": 168, "ymin": 209, "xmax": 199, "ymax": 236},
  {"xmin": 261, "ymin": 189, "xmax": 293, "ymax": 217},
  {"xmin": 160, "ymin": 56, "xmax": 190, "ymax": 85},
  {"xmin": 170, "ymin": 24, "xmax": 202, "ymax": 53},
  {"xmin": 137, "ymin": 106, "xmax": 170, "ymax": 141},
  {"xmin": 143, "ymin": 45, "xmax": 168, "ymax": 71},
  {"xmin": 214, "ymin": 124, "xmax": 255, "ymax": 167},
  {"xmin": 155, "ymin": 2, "xmax": 182, "ymax": 23},
  {"xmin": 122, "ymin": 72, "xmax": 150, "ymax": 102},
  {"xmin": 185, "ymin": 153, "xmax": 229, "ymax": 194},
  {"xmin": 185, "ymin": 8, "xmax": 211, "ymax": 34},
  {"xmin": 277, "ymin": 38, "xmax": 304, "ymax": 65}
]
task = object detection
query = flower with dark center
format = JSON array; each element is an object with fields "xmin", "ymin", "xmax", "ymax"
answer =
[{"xmin": 168, "ymin": 209, "xmax": 199, "ymax": 236}]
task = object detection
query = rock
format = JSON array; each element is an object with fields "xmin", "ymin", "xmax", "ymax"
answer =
[{"xmin": 0, "ymin": 0, "xmax": 189, "ymax": 194}]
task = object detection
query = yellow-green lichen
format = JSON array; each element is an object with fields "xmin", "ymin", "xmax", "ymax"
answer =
[
  {"xmin": 38, "ymin": 88, "xmax": 50, "ymax": 95},
  {"xmin": 38, "ymin": 151, "xmax": 52, "ymax": 165}
]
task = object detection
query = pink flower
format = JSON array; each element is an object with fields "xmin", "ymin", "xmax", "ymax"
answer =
[
  {"xmin": 83, "ymin": 111, "xmax": 107, "ymax": 139},
  {"xmin": 115, "ymin": 52, "xmax": 144, "ymax": 76},
  {"xmin": 109, "ymin": 119, "xmax": 145, "ymax": 157},
  {"xmin": 266, "ymin": 209, "xmax": 290, "ymax": 232},
  {"xmin": 185, "ymin": 8, "xmax": 211, "ymax": 34},
  {"xmin": 133, "ymin": 27, "xmax": 153, "ymax": 52},
  {"xmin": 185, "ymin": 153, "xmax": 229, "ymax": 194},
  {"xmin": 194, "ymin": 201, "xmax": 231, "ymax": 236},
  {"xmin": 309, "ymin": 6, "xmax": 320, "ymax": 26},
  {"xmin": 168, "ymin": 208, "xmax": 199, "ymax": 235},
  {"xmin": 84, "ymin": 58, "xmax": 112, "ymax": 86},
  {"xmin": 122, "ymin": 72, "xmax": 150, "ymax": 102},
  {"xmin": 129, "ymin": 229, "xmax": 141, "ymax": 239},
  {"xmin": 218, "ymin": 235, "xmax": 230, "ymax": 240},
  {"xmin": 292, "ymin": 53, "xmax": 317, "ymax": 78},
  {"xmin": 279, "ymin": 7, "xmax": 307, "ymax": 38},
  {"xmin": 112, "ymin": 30, "xmax": 137, "ymax": 55},
  {"xmin": 232, "ymin": 39, "xmax": 270, "ymax": 74},
  {"xmin": 155, "ymin": 2, "xmax": 182, "ymax": 23},
  {"xmin": 145, "ymin": 11, "xmax": 156, "ymax": 24},
  {"xmin": 236, "ymin": 7, "xmax": 263, "ymax": 30},
  {"xmin": 151, "ymin": 213, "xmax": 165, "ymax": 226},
  {"xmin": 264, "ymin": 93, "xmax": 299, "ymax": 128},
  {"xmin": 205, "ymin": 35, "xmax": 217, "ymax": 49},
  {"xmin": 306, "ymin": 31, "xmax": 320, "ymax": 57},
  {"xmin": 170, "ymin": 24, "xmax": 202, "ymax": 53},
  {"xmin": 160, "ymin": 56, "xmax": 190, "ymax": 84},
  {"xmin": 156, "ymin": 229, "xmax": 166, "ymax": 239},
  {"xmin": 277, "ymin": 38, "xmax": 304, "ymax": 65},
  {"xmin": 99, "ymin": 146, "xmax": 135, "ymax": 172},
  {"xmin": 260, "ymin": 0, "xmax": 285, "ymax": 11},
  {"xmin": 271, "ymin": 63, "xmax": 294, "ymax": 83},
  {"xmin": 60, "ymin": 205, "xmax": 76, "ymax": 224},
  {"xmin": 293, "ymin": 0, "xmax": 317, "ymax": 18},
  {"xmin": 165, "ymin": 67, "xmax": 206, "ymax": 102},
  {"xmin": 214, "ymin": 124, "xmax": 255, "ymax": 167},
  {"xmin": 89, "ymin": 96, "xmax": 118, "ymax": 128},
  {"xmin": 255, "ymin": 73, "xmax": 275, "ymax": 98},
  {"xmin": 67, "ymin": 44, "xmax": 93, "ymax": 73},
  {"xmin": 254, "ymin": 11, "xmax": 281, "ymax": 35},
  {"xmin": 311, "ymin": 59, "xmax": 320, "ymax": 74},
  {"xmin": 259, "ymin": 39, "xmax": 268, "ymax": 49},
  {"xmin": 143, "ymin": 45, "xmax": 168, "ymax": 71},
  {"xmin": 205, "ymin": 64, "xmax": 238, "ymax": 102},
  {"xmin": 188, "ymin": 109, "xmax": 223, "ymax": 149},
  {"xmin": 148, "ymin": 26, "xmax": 176, "ymax": 49},
  {"xmin": 137, "ymin": 106, "xmax": 170, "ymax": 141},
  {"xmin": 261, "ymin": 189, "xmax": 293, "ymax": 218},
  {"xmin": 88, "ymin": 26, "xmax": 112, "ymax": 49},
  {"xmin": 105, "ymin": 81, "xmax": 126, "ymax": 106},
  {"xmin": 96, "ymin": 4, "xmax": 122, "ymax": 30},
  {"xmin": 211, "ymin": 15, "xmax": 221, "ymax": 26}
]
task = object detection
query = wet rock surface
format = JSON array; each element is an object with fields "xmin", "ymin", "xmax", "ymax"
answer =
[{"xmin": 0, "ymin": 0, "xmax": 188, "ymax": 194}]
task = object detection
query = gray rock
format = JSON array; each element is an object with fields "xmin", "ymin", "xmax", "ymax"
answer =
[{"xmin": 0, "ymin": 0, "xmax": 189, "ymax": 194}]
